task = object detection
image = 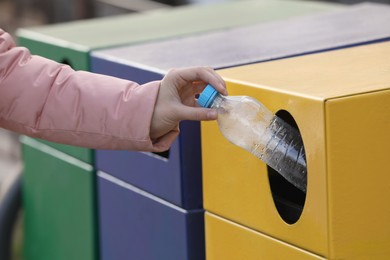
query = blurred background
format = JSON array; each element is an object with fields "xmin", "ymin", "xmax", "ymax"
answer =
[
  {"xmin": 1, "ymin": 0, "xmax": 390, "ymax": 36},
  {"xmin": 0, "ymin": 0, "xmax": 389, "ymax": 259}
]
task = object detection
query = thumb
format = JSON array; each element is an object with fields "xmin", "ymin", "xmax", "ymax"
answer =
[{"xmin": 177, "ymin": 106, "xmax": 218, "ymax": 121}]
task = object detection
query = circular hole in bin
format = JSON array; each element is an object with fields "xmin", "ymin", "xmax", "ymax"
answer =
[{"xmin": 267, "ymin": 110, "xmax": 307, "ymax": 224}]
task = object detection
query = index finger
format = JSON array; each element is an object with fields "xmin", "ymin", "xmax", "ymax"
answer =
[{"xmin": 172, "ymin": 67, "xmax": 228, "ymax": 96}]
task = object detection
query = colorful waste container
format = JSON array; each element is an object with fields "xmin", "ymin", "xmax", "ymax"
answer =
[
  {"xmin": 83, "ymin": 1, "xmax": 389, "ymax": 259},
  {"xmin": 202, "ymin": 41, "xmax": 390, "ymax": 259},
  {"xmin": 91, "ymin": 2, "xmax": 389, "ymax": 209},
  {"xmin": 17, "ymin": 1, "xmax": 341, "ymax": 259},
  {"xmin": 92, "ymin": 4, "xmax": 390, "ymax": 259}
]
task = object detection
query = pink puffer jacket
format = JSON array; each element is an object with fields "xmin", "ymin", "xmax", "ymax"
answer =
[{"xmin": 0, "ymin": 28, "xmax": 168, "ymax": 152}]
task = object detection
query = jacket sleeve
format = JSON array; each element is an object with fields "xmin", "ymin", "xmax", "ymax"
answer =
[{"xmin": 0, "ymin": 28, "xmax": 174, "ymax": 152}]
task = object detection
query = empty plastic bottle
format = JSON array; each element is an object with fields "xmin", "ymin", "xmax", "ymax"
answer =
[{"xmin": 198, "ymin": 84, "xmax": 307, "ymax": 193}]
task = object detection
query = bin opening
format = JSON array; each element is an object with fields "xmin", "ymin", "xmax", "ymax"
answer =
[
  {"xmin": 152, "ymin": 150, "xmax": 170, "ymax": 160},
  {"xmin": 268, "ymin": 110, "xmax": 306, "ymax": 224}
]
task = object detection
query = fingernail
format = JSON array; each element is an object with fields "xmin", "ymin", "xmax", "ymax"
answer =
[{"xmin": 220, "ymin": 83, "xmax": 228, "ymax": 95}]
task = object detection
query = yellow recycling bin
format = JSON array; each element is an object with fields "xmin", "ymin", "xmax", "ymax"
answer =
[
  {"xmin": 205, "ymin": 212, "xmax": 324, "ymax": 260},
  {"xmin": 202, "ymin": 42, "xmax": 390, "ymax": 259}
]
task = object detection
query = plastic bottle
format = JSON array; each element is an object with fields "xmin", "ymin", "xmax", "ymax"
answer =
[{"xmin": 198, "ymin": 84, "xmax": 307, "ymax": 193}]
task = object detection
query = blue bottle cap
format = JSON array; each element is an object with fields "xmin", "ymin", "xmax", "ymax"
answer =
[{"xmin": 197, "ymin": 84, "xmax": 218, "ymax": 108}]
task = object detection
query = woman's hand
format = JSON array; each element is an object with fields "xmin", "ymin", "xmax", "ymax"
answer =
[{"xmin": 150, "ymin": 67, "xmax": 227, "ymax": 142}]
